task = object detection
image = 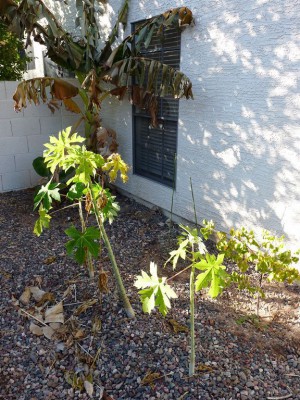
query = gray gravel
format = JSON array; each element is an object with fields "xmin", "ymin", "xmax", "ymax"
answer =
[{"xmin": 0, "ymin": 189, "xmax": 300, "ymax": 399}]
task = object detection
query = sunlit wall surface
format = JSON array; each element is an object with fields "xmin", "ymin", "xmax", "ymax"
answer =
[{"xmin": 48, "ymin": 0, "xmax": 300, "ymax": 251}]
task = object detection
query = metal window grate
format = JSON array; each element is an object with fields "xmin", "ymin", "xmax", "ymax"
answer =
[{"xmin": 132, "ymin": 21, "xmax": 181, "ymax": 187}]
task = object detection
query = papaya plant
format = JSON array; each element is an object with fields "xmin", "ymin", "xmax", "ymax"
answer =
[
  {"xmin": 33, "ymin": 126, "xmax": 135, "ymax": 318},
  {"xmin": 135, "ymin": 225, "xmax": 228, "ymax": 376},
  {"xmin": 135, "ymin": 219, "xmax": 300, "ymax": 375},
  {"xmin": 201, "ymin": 220, "xmax": 300, "ymax": 315},
  {"xmin": 0, "ymin": 0, "xmax": 194, "ymax": 152}
]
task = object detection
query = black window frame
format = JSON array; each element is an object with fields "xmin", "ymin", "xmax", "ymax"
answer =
[{"xmin": 132, "ymin": 18, "xmax": 181, "ymax": 188}]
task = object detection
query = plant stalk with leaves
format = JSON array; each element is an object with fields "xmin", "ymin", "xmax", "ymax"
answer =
[
  {"xmin": 1, "ymin": 0, "xmax": 194, "ymax": 152},
  {"xmin": 135, "ymin": 225, "xmax": 228, "ymax": 376},
  {"xmin": 201, "ymin": 220, "xmax": 300, "ymax": 315},
  {"xmin": 33, "ymin": 127, "xmax": 135, "ymax": 318}
]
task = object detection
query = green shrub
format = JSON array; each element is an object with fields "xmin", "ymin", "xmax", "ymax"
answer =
[{"xmin": 0, "ymin": 22, "xmax": 30, "ymax": 81}]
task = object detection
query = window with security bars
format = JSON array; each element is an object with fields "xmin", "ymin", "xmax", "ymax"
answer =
[{"xmin": 132, "ymin": 20, "xmax": 181, "ymax": 187}]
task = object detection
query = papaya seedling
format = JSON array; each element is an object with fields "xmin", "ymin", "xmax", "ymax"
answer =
[
  {"xmin": 33, "ymin": 127, "xmax": 135, "ymax": 318},
  {"xmin": 135, "ymin": 225, "xmax": 228, "ymax": 376},
  {"xmin": 201, "ymin": 221, "xmax": 300, "ymax": 315}
]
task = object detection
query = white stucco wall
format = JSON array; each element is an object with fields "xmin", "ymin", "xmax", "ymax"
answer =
[{"xmin": 99, "ymin": 0, "xmax": 300, "ymax": 251}]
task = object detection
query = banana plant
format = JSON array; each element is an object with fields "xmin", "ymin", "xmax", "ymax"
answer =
[{"xmin": 1, "ymin": 0, "xmax": 194, "ymax": 150}]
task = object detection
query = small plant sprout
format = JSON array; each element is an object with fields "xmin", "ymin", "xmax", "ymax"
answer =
[
  {"xmin": 33, "ymin": 127, "xmax": 135, "ymax": 318},
  {"xmin": 135, "ymin": 224, "xmax": 228, "ymax": 377},
  {"xmin": 134, "ymin": 262, "xmax": 177, "ymax": 316},
  {"xmin": 202, "ymin": 221, "xmax": 300, "ymax": 315}
]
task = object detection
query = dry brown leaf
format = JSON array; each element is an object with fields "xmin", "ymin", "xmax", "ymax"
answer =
[
  {"xmin": 84, "ymin": 380, "xmax": 94, "ymax": 397},
  {"xmin": 42, "ymin": 325, "xmax": 55, "ymax": 340},
  {"xmin": 36, "ymin": 292, "xmax": 55, "ymax": 307},
  {"xmin": 19, "ymin": 287, "xmax": 31, "ymax": 305},
  {"xmin": 66, "ymin": 335, "xmax": 74, "ymax": 347},
  {"xmin": 30, "ymin": 286, "xmax": 46, "ymax": 302},
  {"xmin": 29, "ymin": 322, "xmax": 43, "ymax": 336},
  {"xmin": 141, "ymin": 370, "xmax": 161, "ymax": 387},
  {"xmin": 92, "ymin": 317, "xmax": 101, "ymax": 334},
  {"xmin": 0, "ymin": 268, "xmax": 12, "ymax": 280},
  {"xmin": 54, "ymin": 324, "xmax": 69, "ymax": 341},
  {"xmin": 74, "ymin": 329, "xmax": 86, "ymax": 340},
  {"xmin": 63, "ymin": 98, "xmax": 81, "ymax": 114},
  {"xmin": 0, "ymin": 0, "xmax": 15, "ymax": 14},
  {"xmin": 98, "ymin": 270, "xmax": 109, "ymax": 293},
  {"xmin": 196, "ymin": 364, "xmax": 214, "ymax": 373},
  {"xmin": 33, "ymin": 311, "xmax": 44, "ymax": 323},
  {"xmin": 168, "ymin": 319, "xmax": 189, "ymax": 333},
  {"xmin": 49, "ymin": 322, "xmax": 62, "ymax": 331},
  {"xmin": 43, "ymin": 256, "xmax": 57, "ymax": 265},
  {"xmin": 74, "ymin": 299, "xmax": 97, "ymax": 316},
  {"xmin": 62, "ymin": 285, "xmax": 73, "ymax": 298},
  {"xmin": 45, "ymin": 302, "xmax": 64, "ymax": 324},
  {"xmin": 51, "ymin": 78, "xmax": 79, "ymax": 100}
]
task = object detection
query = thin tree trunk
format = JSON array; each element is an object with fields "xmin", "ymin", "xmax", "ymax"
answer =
[
  {"xmin": 88, "ymin": 183, "xmax": 135, "ymax": 319},
  {"xmin": 189, "ymin": 263, "xmax": 196, "ymax": 376},
  {"xmin": 78, "ymin": 200, "xmax": 94, "ymax": 278}
]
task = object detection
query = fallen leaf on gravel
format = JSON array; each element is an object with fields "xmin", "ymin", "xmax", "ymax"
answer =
[
  {"xmin": 36, "ymin": 292, "xmax": 55, "ymax": 307},
  {"xmin": 98, "ymin": 270, "xmax": 109, "ymax": 292},
  {"xmin": 196, "ymin": 364, "xmax": 214, "ymax": 373},
  {"xmin": 62, "ymin": 285, "xmax": 73, "ymax": 298},
  {"xmin": 0, "ymin": 268, "xmax": 12, "ymax": 279},
  {"xmin": 84, "ymin": 380, "xmax": 94, "ymax": 397},
  {"xmin": 29, "ymin": 322, "xmax": 43, "ymax": 336},
  {"xmin": 33, "ymin": 275, "xmax": 43, "ymax": 286},
  {"xmin": 92, "ymin": 317, "xmax": 101, "ymax": 334},
  {"xmin": 141, "ymin": 370, "xmax": 161, "ymax": 387},
  {"xmin": 49, "ymin": 322, "xmax": 62, "ymax": 331},
  {"xmin": 43, "ymin": 256, "xmax": 57, "ymax": 265},
  {"xmin": 30, "ymin": 286, "xmax": 46, "ymax": 301},
  {"xmin": 34, "ymin": 311, "xmax": 44, "ymax": 322},
  {"xmin": 19, "ymin": 287, "xmax": 31, "ymax": 305},
  {"xmin": 168, "ymin": 318, "xmax": 189, "ymax": 333},
  {"xmin": 66, "ymin": 335, "xmax": 74, "ymax": 347},
  {"xmin": 74, "ymin": 299, "xmax": 97, "ymax": 316},
  {"xmin": 45, "ymin": 302, "xmax": 64, "ymax": 323},
  {"xmin": 42, "ymin": 325, "xmax": 55, "ymax": 339},
  {"xmin": 74, "ymin": 329, "xmax": 86, "ymax": 339}
]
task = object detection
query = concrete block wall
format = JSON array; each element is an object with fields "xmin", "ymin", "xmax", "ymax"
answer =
[{"xmin": 0, "ymin": 80, "xmax": 83, "ymax": 192}]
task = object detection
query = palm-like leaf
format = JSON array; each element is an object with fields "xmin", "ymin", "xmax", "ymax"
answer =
[
  {"xmin": 2, "ymin": 1, "xmax": 194, "ymax": 129},
  {"xmin": 13, "ymin": 77, "xmax": 80, "ymax": 113}
]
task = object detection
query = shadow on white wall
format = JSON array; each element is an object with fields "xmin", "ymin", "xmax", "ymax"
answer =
[{"xmin": 174, "ymin": 0, "xmax": 300, "ymax": 247}]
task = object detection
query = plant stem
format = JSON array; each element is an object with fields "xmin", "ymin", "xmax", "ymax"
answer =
[
  {"xmin": 169, "ymin": 153, "xmax": 177, "ymax": 246},
  {"xmin": 190, "ymin": 177, "xmax": 198, "ymax": 233},
  {"xmin": 189, "ymin": 262, "xmax": 196, "ymax": 376},
  {"xmin": 88, "ymin": 183, "xmax": 135, "ymax": 319},
  {"xmin": 256, "ymin": 273, "xmax": 263, "ymax": 317},
  {"xmin": 78, "ymin": 200, "xmax": 94, "ymax": 278},
  {"xmin": 167, "ymin": 263, "xmax": 193, "ymax": 283}
]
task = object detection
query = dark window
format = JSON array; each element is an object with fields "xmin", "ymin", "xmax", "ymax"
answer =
[{"xmin": 132, "ymin": 20, "xmax": 181, "ymax": 187}]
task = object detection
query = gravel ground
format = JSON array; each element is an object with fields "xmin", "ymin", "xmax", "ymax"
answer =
[{"xmin": 0, "ymin": 189, "xmax": 300, "ymax": 400}]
